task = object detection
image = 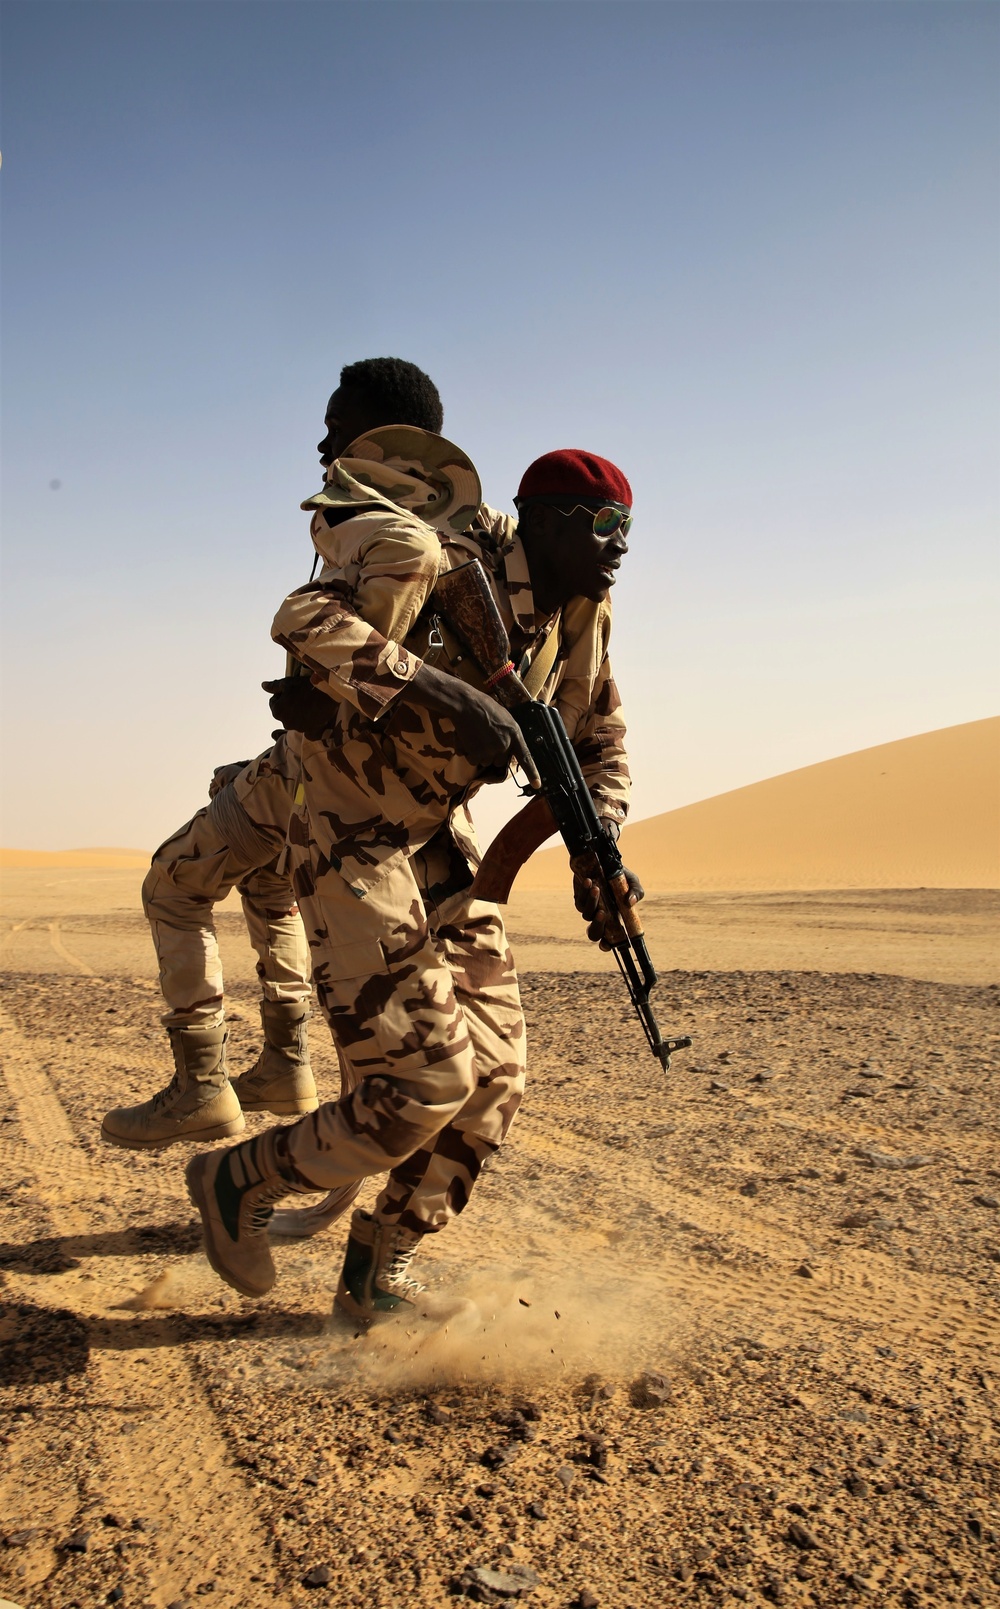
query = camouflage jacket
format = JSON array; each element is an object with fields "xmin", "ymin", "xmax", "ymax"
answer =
[{"xmin": 272, "ymin": 433, "xmax": 630, "ymax": 894}]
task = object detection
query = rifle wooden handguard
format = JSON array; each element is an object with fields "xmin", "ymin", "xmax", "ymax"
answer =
[{"xmin": 470, "ymin": 793, "xmax": 559, "ymax": 903}]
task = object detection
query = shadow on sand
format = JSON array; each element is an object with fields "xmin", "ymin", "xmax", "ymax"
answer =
[{"xmin": 0, "ymin": 1300, "xmax": 325, "ymax": 1384}]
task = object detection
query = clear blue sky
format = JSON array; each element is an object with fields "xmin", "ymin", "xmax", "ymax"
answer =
[{"xmin": 2, "ymin": 1, "xmax": 997, "ymax": 849}]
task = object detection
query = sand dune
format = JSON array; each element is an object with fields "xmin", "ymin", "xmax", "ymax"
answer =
[
  {"xmin": 3, "ymin": 718, "xmax": 997, "ymax": 889},
  {"xmin": 0, "ymin": 847, "xmax": 150, "ymax": 869},
  {"xmin": 518, "ymin": 716, "xmax": 1000, "ymax": 891}
]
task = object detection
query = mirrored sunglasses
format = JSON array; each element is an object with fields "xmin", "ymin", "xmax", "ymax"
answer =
[{"xmin": 551, "ymin": 502, "xmax": 632, "ymax": 539}]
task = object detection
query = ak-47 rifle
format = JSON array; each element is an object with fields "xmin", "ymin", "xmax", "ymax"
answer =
[{"xmin": 432, "ymin": 560, "xmax": 692, "ymax": 1071}]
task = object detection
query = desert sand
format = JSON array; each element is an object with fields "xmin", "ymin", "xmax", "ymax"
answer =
[
  {"xmin": 1, "ymin": 722, "xmax": 998, "ymax": 1609},
  {"xmin": 519, "ymin": 718, "xmax": 1000, "ymax": 893}
]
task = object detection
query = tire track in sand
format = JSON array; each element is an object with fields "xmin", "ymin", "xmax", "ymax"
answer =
[
  {"xmin": 47, "ymin": 919, "xmax": 99, "ymax": 977},
  {"xmin": 517, "ymin": 1115, "xmax": 1000, "ymax": 1360},
  {"xmin": 0, "ymin": 1004, "xmax": 279, "ymax": 1608}
]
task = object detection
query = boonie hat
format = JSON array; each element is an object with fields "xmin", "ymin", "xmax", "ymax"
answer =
[{"xmin": 302, "ymin": 425, "xmax": 482, "ymax": 537}]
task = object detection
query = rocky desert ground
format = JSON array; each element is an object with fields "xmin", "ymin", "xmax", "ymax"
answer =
[{"xmin": 1, "ymin": 870, "xmax": 998, "ymax": 1609}]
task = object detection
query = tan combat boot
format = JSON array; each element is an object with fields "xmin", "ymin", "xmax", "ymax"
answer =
[
  {"xmin": 230, "ymin": 1000, "xmax": 318, "ymax": 1115},
  {"xmin": 185, "ymin": 1128, "xmax": 316, "ymax": 1298},
  {"xmin": 101, "ymin": 1026, "xmax": 245, "ymax": 1151},
  {"xmin": 335, "ymin": 1208, "xmax": 471, "ymax": 1327}
]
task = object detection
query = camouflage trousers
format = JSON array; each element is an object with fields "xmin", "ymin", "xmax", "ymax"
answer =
[
  {"xmin": 141, "ymin": 736, "xmax": 311, "ymax": 1030},
  {"xmin": 282, "ymin": 820, "xmax": 527, "ymax": 1235}
]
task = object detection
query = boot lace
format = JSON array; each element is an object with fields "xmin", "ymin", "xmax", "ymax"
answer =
[
  {"xmin": 148, "ymin": 1071, "xmax": 183, "ymax": 1114},
  {"xmin": 247, "ymin": 1179, "xmax": 293, "ymax": 1235},
  {"xmin": 380, "ymin": 1227, "xmax": 426, "ymax": 1298}
]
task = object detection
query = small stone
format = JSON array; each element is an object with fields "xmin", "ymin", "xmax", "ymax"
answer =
[
  {"xmin": 577, "ymin": 1432, "xmax": 608, "ymax": 1469},
  {"xmin": 793, "ymin": 1264, "xmax": 814, "ymax": 1278},
  {"xmin": 469, "ymin": 1562, "xmax": 541, "ymax": 1597},
  {"xmin": 425, "ymin": 1401, "xmax": 452, "ymax": 1425},
  {"xmin": 4, "ymin": 1529, "xmax": 38, "ymax": 1546},
  {"xmin": 555, "ymin": 1466, "xmax": 575, "ymax": 1489},
  {"xmin": 709, "ymin": 1079, "xmax": 730, "ymax": 1092},
  {"xmin": 518, "ymin": 1296, "xmax": 532, "ymax": 1307},
  {"xmin": 576, "ymin": 1591, "xmax": 599, "ymax": 1609},
  {"xmin": 527, "ymin": 1501, "xmax": 547, "ymax": 1520},
  {"xmin": 839, "ymin": 1212, "xmax": 874, "ymax": 1229},
  {"xmin": 972, "ymin": 1194, "xmax": 999, "ymax": 1210},
  {"xmin": 167, "ymin": 1600, "xmax": 190, "ymax": 1609},
  {"xmin": 63, "ymin": 1530, "xmax": 90, "ymax": 1553},
  {"xmin": 457, "ymin": 1503, "xmax": 478, "ymax": 1522},
  {"xmin": 513, "ymin": 1399, "xmax": 541, "ymax": 1421},
  {"xmin": 481, "ymin": 1444, "xmax": 509, "ymax": 1471},
  {"xmin": 476, "ymin": 1482, "xmax": 496, "ymax": 1498},
  {"xmin": 845, "ymin": 1473, "xmax": 870, "ymax": 1498},
  {"xmin": 303, "ymin": 1564, "xmax": 332, "ymax": 1587},
  {"xmin": 787, "ymin": 1519, "xmax": 819, "ymax": 1550},
  {"xmin": 384, "ymin": 1428, "xmax": 401, "ymax": 1444},
  {"xmin": 844, "ymin": 1572, "xmax": 871, "ymax": 1591},
  {"xmin": 630, "ymin": 1370, "xmax": 671, "ymax": 1408},
  {"xmin": 102, "ymin": 1513, "xmax": 125, "ymax": 1528},
  {"xmin": 740, "ymin": 1180, "xmax": 759, "ymax": 1196},
  {"xmin": 648, "ymin": 1458, "xmax": 668, "ymax": 1475},
  {"xmin": 108, "ymin": 1592, "xmax": 125, "ymax": 1605},
  {"xmin": 874, "ymin": 1345, "xmax": 896, "ymax": 1358}
]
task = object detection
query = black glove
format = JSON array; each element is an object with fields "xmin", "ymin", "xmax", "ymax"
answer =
[{"xmin": 262, "ymin": 677, "xmax": 337, "ymax": 741}]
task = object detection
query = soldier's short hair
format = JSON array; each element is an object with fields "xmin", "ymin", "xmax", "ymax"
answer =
[{"xmin": 339, "ymin": 358, "xmax": 444, "ymax": 434}]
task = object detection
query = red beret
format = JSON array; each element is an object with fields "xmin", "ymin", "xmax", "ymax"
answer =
[{"xmin": 517, "ymin": 449, "xmax": 632, "ymax": 508}]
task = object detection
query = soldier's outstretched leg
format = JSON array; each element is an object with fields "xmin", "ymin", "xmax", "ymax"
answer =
[
  {"xmin": 264, "ymin": 825, "xmax": 526, "ymax": 1272},
  {"xmin": 102, "ymin": 739, "xmax": 314, "ymax": 1149},
  {"xmin": 336, "ymin": 892, "xmax": 525, "ymax": 1321},
  {"xmin": 187, "ymin": 846, "xmax": 478, "ymax": 1302}
]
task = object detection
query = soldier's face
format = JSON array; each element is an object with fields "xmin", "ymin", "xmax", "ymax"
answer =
[
  {"xmin": 317, "ymin": 388, "xmax": 381, "ymax": 468},
  {"xmin": 525, "ymin": 502, "xmax": 630, "ymax": 609}
]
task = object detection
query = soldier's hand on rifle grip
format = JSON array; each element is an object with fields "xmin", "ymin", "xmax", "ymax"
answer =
[{"xmin": 571, "ymin": 849, "xmax": 645, "ymax": 949}]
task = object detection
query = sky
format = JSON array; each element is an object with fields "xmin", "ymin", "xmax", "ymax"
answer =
[{"xmin": 2, "ymin": 0, "xmax": 997, "ymax": 851}]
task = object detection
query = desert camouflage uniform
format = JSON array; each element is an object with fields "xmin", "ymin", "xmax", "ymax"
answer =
[
  {"xmin": 141, "ymin": 731, "xmax": 310, "ymax": 1031},
  {"xmin": 269, "ymin": 431, "xmax": 630, "ymax": 1231}
]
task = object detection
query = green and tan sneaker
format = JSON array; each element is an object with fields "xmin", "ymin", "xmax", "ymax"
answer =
[
  {"xmin": 230, "ymin": 1000, "xmax": 319, "ymax": 1116},
  {"xmin": 101, "ymin": 1025, "xmax": 244, "ymax": 1151},
  {"xmin": 185, "ymin": 1128, "xmax": 315, "ymax": 1298}
]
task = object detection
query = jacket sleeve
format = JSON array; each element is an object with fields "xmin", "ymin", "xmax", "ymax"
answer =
[
  {"xmin": 554, "ymin": 600, "xmax": 631, "ymax": 827},
  {"xmin": 271, "ymin": 519, "xmax": 440, "ymax": 720}
]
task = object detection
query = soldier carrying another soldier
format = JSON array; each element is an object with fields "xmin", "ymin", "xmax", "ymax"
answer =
[{"xmin": 184, "ymin": 429, "xmax": 642, "ymax": 1322}]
